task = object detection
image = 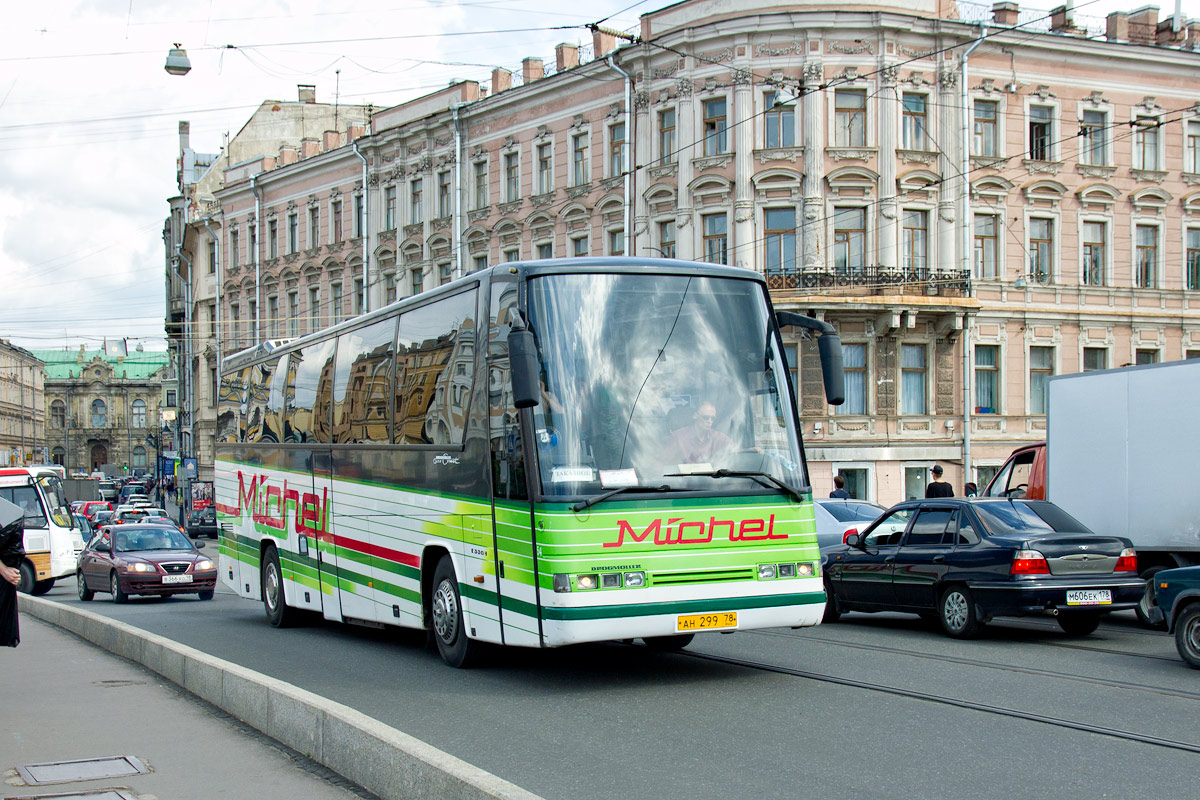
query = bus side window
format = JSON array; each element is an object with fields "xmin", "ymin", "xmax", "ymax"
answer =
[
  {"xmin": 332, "ymin": 317, "xmax": 397, "ymax": 445},
  {"xmin": 244, "ymin": 360, "xmax": 276, "ymax": 443},
  {"xmin": 488, "ymin": 280, "xmax": 527, "ymax": 501},
  {"xmin": 263, "ymin": 354, "xmax": 289, "ymax": 443},
  {"xmin": 217, "ymin": 367, "xmax": 250, "ymax": 443},
  {"xmin": 289, "ymin": 339, "xmax": 338, "ymax": 443},
  {"xmin": 393, "ymin": 288, "xmax": 477, "ymax": 445}
]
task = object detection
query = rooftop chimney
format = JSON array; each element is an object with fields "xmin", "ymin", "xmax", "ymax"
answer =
[
  {"xmin": 1106, "ymin": 11, "xmax": 1129, "ymax": 40},
  {"xmin": 347, "ymin": 123, "xmax": 365, "ymax": 141},
  {"xmin": 491, "ymin": 68, "xmax": 512, "ymax": 93},
  {"xmin": 300, "ymin": 138, "xmax": 320, "ymax": 158},
  {"xmin": 1128, "ymin": 6, "xmax": 1159, "ymax": 43},
  {"xmin": 592, "ymin": 29, "xmax": 617, "ymax": 57},
  {"xmin": 522, "ymin": 57, "xmax": 544, "ymax": 83},
  {"xmin": 1156, "ymin": 17, "xmax": 1186, "ymax": 44},
  {"xmin": 323, "ymin": 130, "xmax": 341, "ymax": 151},
  {"xmin": 279, "ymin": 145, "xmax": 298, "ymax": 165},
  {"xmin": 556, "ymin": 43, "xmax": 579, "ymax": 71},
  {"xmin": 178, "ymin": 120, "xmax": 190, "ymax": 152},
  {"xmin": 992, "ymin": 2, "xmax": 1019, "ymax": 26},
  {"xmin": 298, "ymin": 84, "xmax": 317, "ymax": 103}
]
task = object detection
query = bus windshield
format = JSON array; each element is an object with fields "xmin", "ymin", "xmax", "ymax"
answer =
[
  {"xmin": 37, "ymin": 475, "xmax": 74, "ymax": 528},
  {"xmin": 527, "ymin": 272, "xmax": 805, "ymax": 498}
]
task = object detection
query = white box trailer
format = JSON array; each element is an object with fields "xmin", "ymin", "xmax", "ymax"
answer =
[{"xmin": 1047, "ymin": 359, "xmax": 1200, "ymax": 575}]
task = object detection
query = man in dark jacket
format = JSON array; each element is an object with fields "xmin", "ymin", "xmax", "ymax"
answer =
[
  {"xmin": 0, "ymin": 497, "xmax": 25, "ymax": 647},
  {"xmin": 925, "ymin": 464, "xmax": 954, "ymax": 498}
]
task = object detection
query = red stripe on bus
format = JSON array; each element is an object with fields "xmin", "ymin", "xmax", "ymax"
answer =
[{"xmin": 332, "ymin": 534, "xmax": 420, "ymax": 569}]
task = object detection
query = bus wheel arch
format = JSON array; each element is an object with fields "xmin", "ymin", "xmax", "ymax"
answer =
[
  {"xmin": 261, "ymin": 541, "xmax": 300, "ymax": 627},
  {"xmin": 427, "ymin": 551, "xmax": 480, "ymax": 668}
]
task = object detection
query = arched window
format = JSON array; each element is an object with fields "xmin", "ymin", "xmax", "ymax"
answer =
[
  {"xmin": 132, "ymin": 399, "xmax": 146, "ymax": 428},
  {"xmin": 132, "ymin": 446, "xmax": 147, "ymax": 468},
  {"xmin": 91, "ymin": 399, "xmax": 107, "ymax": 428},
  {"xmin": 51, "ymin": 400, "xmax": 65, "ymax": 428}
]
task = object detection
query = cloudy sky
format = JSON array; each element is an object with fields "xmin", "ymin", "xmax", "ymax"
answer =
[{"xmin": 1, "ymin": 0, "xmax": 1195, "ymax": 353}]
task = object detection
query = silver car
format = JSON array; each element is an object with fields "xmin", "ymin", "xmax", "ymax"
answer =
[{"xmin": 815, "ymin": 499, "xmax": 887, "ymax": 549}]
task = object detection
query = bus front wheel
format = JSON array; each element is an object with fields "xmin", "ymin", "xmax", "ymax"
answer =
[
  {"xmin": 32, "ymin": 578, "xmax": 55, "ymax": 596},
  {"xmin": 17, "ymin": 562, "xmax": 35, "ymax": 595},
  {"xmin": 262, "ymin": 546, "xmax": 300, "ymax": 627},
  {"xmin": 431, "ymin": 556, "xmax": 478, "ymax": 668}
]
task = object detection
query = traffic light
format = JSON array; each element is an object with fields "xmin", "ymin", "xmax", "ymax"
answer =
[{"xmin": 123, "ymin": 463, "xmax": 128, "ymax": 473}]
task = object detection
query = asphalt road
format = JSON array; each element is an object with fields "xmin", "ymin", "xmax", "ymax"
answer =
[{"xmin": 37, "ymin": 577, "xmax": 1199, "ymax": 800}]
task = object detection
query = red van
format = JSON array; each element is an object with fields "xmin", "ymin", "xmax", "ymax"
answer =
[{"xmin": 982, "ymin": 442, "xmax": 1046, "ymax": 499}]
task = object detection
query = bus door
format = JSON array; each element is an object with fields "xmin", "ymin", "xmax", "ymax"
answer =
[{"xmin": 310, "ymin": 448, "xmax": 344, "ymax": 623}]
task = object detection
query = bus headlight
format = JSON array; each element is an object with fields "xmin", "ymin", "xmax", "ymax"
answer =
[
  {"xmin": 600, "ymin": 573, "xmax": 621, "ymax": 588},
  {"xmin": 758, "ymin": 564, "xmax": 777, "ymax": 580},
  {"xmin": 553, "ymin": 574, "xmax": 571, "ymax": 593},
  {"xmin": 777, "ymin": 563, "xmax": 797, "ymax": 578},
  {"xmin": 797, "ymin": 562, "xmax": 817, "ymax": 577},
  {"xmin": 623, "ymin": 571, "xmax": 645, "ymax": 587},
  {"xmin": 577, "ymin": 574, "xmax": 599, "ymax": 590}
]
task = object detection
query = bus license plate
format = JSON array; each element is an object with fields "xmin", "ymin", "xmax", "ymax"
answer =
[
  {"xmin": 162, "ymin": 575, "xmax": 193, "ymax": 584},
  {"xmin": 1066, "ymin": 589, "xmax": 1110, "ymax": 606},
  {"xmin": 677, "ymin": 611, "xmax": 737, "ymax": 632}
]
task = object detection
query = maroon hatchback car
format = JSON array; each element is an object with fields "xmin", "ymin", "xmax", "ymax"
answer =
[{"xmin": 77, "ymin": 523, "xmax": 217, "ymax": 602}]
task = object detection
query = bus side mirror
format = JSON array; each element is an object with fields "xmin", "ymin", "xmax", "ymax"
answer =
[
  {"xmin": 775, "ymin": 311, "xmax": 845, "ymax": 406},
  {"xmin": 507, "ymin": 328, "xmax": 541, "ymax": 409}
]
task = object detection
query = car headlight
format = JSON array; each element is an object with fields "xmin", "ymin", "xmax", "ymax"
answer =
[
  {"xmin": 125, "ymin": 562, "xmax": 156, "ymax": 573},
  {"xmin": 195, "ymin": 559, "xmax": 215, "ymax": 571}
]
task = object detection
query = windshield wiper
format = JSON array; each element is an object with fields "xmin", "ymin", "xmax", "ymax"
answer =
[
  {"xmin": 571, "ymin": 484, "xmax": 674, "ymax": 513},
  {"xmin": 664, "ymin": 469, "xmax": 807, "ymax": 504}
]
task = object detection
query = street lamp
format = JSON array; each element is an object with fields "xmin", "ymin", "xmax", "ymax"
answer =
[{"xmin": 164, "ymin": 44, "xmax": 192, "ymax": 76}]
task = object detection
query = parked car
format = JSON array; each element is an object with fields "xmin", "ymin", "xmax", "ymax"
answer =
[
  {"xmin": 815, "ymin": 499, "xmax": 887, "ymax": 549},
  {"xmin": 187, "ymin": 508, "xmax": 217, "ymax": 539},
  {"xmin": 822, "ymin": 498, "xmax": 1144, "ymax": 639},
  {"xmin": 76, "ymin": 523, "xmax": 217, "ymax": 602},
  {"xmin": 1146, "ymin": 566, "xmax": 1200, "ymax": 669}
]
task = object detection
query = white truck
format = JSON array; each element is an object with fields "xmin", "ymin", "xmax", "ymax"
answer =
[{"xmin": 984, "ymin": 359, "xmax": 1200, "ymax": 626}]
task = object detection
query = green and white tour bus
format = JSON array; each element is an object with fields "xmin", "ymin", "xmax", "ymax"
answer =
[{"xmin": 215, "ymin": 258, "xmax": 844, "ymax": 666}]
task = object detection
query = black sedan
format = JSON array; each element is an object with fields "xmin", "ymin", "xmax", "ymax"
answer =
[
  {"xmin": 186, "ymin": 507, "xmax": 217, "ymax": 539},
  {"xmin": 822, "ymin": 498, "xmax": 1144, "ymax": 638}
]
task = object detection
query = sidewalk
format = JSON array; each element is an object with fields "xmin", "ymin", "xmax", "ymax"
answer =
[{"xmin": 2, "ymin": 614, "xmax": 372, "ymax": 800}]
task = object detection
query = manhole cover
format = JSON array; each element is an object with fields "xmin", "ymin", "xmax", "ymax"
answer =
[
  {"xmin": 6, "ymin": 792, "xmax": 138, "ymax": 800},
  {"xmin": 16, "ymin": 756, "xmax": 149, "ymax": 785}
]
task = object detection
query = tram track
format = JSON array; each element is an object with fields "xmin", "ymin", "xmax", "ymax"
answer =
[
  {"xmin": 749, "ymin": 629, "xmax": 1200, "ymax": 700},
  {"xmin": 682, "ymin": 647, "xmax": 1200, "ymax": 755}
]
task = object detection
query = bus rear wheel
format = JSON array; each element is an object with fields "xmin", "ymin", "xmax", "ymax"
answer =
[
  {"xmin": 262, "ymin": 546, "xmax": 300, "ymax": 627},
  {"xmin": 32, "ymin": 578, "xmax": 55, "ymax": 596},
  {"xmin": 431, "ymin": 556, "xmax": 479, "ymax": 668}
]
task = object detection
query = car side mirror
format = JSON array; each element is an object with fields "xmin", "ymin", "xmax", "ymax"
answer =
[
  {"xmin": 195, "ymin": 541, "xmax": 206, "ymax": 549},
  {"xmin": 95, "ymin": 541, "xmax": 110, "ymax": 553},
  {"xmin": 844, "ymin": 533, "xmax": 861, "ymax": 548}
]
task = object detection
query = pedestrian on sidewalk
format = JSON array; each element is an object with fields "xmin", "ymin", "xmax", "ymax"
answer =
[
  {"xmin": 829, "ymin": 475, "xmax": 851, "ymax": 499},
  {"xmin": 1, "ymin": 497, "xmax": 25, "ymax": 648},
  {"xmin": 925, "ymin": 465, "xmax": 954, "ymax": 498}
]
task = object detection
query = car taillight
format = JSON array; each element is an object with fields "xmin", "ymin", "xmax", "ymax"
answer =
[
  {"xmin": 842, "ymin": 528, "xmax": 858, "ymax": 544},
  {"xmin": 1011, "ymin": 549, "xmax": 1050, "ymax": 575},
  {"xmin": 1114, "ymin": 548, "xmax": 1137, "ymax": 573}
]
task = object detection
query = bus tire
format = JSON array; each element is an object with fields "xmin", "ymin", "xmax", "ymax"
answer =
[
  {"xmin": 77, "ymin": 571, "xmax": 94, "ymax": 602},
  {"xmin": 110, "ymin": 571, "xmax": 128, "ymax": 604},
  {"xmin": 17, "ymin": 562, "xmax": 35, "ymax": 595},
  {"xmin": 262, "ymin": 546, "xmax": 300, "ymax": 628},
  {"xmin": 643, "ymin": 634, "xmax": 695, "ymax": 652},
  {"xmin": 431, "ymin": 556, "xmax": 478, "ymax": 668},
  {"xmin": 32, "ymin": 578, "xmax": 55, "ymax": 596}
]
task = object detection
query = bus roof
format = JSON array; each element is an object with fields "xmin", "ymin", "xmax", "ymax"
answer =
[{"xmin": 221, "ymin": 257, "xmax": 763, "ymax": 373}]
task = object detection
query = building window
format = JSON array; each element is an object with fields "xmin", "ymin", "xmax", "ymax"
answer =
[
  {"xmin": 249, "ymin": 225, "xmax": 257, "ymax": 262},
  {"xmin": 287, "ymin": 291, "xmax": 299, "ymax": 337},
  {"xmin": 354, "ymin": 278, "xmax": 363, "ymax": 314},
  {"xmin": 51, "ymin": 400, "xmax": 65, "ymax": 428},
  {"xmin": 571, "ymin": 236, "xmax": 588, "ymax": 257},
  {"xmin": 703, "ymin": 98, "xmax": 728, "ymax": 156},
  {"xmin": 764, "ymin": 91, "xmax": 795, "ymax": 148},
  {"xmin": 207, "ymin": 241, "xmax": 217, "ymax": 274},
  {"xmin": 503, "ymin": 249, "xmax": 519, "ymax": 263},
  {"xmin": 659, "ymin": 220, "xmax": 675, "ymax": 258},
  {"xmin": 608, "ymin": 229, "xmax": 624, "ymax": 256},
  {"xmin": 474, "ymin": 162, "xmax": 488, "ymax": 208},
  {"xmin": 764, "ymin": 208, "xmax": 796, "ymax": 274},
  {"xmin": 410, "ymin": 179, "xmax": 423, "ymax": 224},
  {"xmin": 133, "ymin": 446, "xmax": 147, "ymax": 468},
  {"xmin": 1029, "ymin": 105, "xmax": 1053, "ymax": 161},
  {"xmin": 572, "ymin": 133, "xmax": 589, "ymax": 186},
  {"xmin": 658, "ymin": 108, "xmax": 676, "ymax": 164},
  {"xmin": 536, "ymin": 243, "xmax": 552, "ymax": 260},
  {"xmin": 268, "ymin": 219, "xmax": 279, "ymax": 258},
  {"xmin": 1082, "ymin": 221, "xmax": 1106, "ymax": 286},
  {"xmin": 902, "ymin": 93, "xmax": 927, "ymax": 150},
  {"xmin": 354, "ymin": 195, "xmax": 364, "ymax": 238},
  {"xmin": 973, "ymin": 100, "xmax": 997, "ymax": 157},
  {"xmin": 331, "ymin": 201, "xmax": 343, "ymax": 242},
  {"xmin": 331, "ymin": 283, "xmax": 344, "ymax": 325},
  {"xmin": 267, "ymin": 295, "xmax": 279, "ymax": 338},
  {"xmin": 165, "ymin": 390, "xmax": 177, "ymax": 408},
  {"xmin": 1080, "ymin": 110, "xmax": 1108, "ymax": 166},
  {"xmin": 230, "ymin": 230, "xmax": 239, "ymax": 267},
  {"xmin": 974, "ymin": 214, "xmax": 997, "ymax": 279},
  {"xmin": 249, "ymin": 300, "xmax": 257, "ymax": 340},
  {"xmin": 91, "ymin": 399, "xmax": 107, "ymax": 428},
  {"xmin": 230, "ymin": 302, "xmax": 240, "ymax": 344},
  {"xmin": 1135, "ymin": 224, "xmax": 1157, "ymax": 288},
  {"xmin": 385, "ymin": 273, "xmax": 397, "ymax": 304},
  {"xmin": 287, "ymin": 213, "xmax": 298, "ymax": 254},
  {"xmin": 1028, "ymin": 218, "xmax": 1053, "ymax": 284},
  {"xmin": 839, "ymin": 343, "xmax": 867, "ymax": 415},
  {"xmin": 975, "ymin": 345, "xmax": 999, "ymax": 414},
  {"xmin": 131, "ymin": 399, "xmax": 146, "ymax": 428},
  {"xmin": 834, "ymin": 89, "xmax": 867, "ymax": 147},
  {"xmin": 702, "ymin": 213, "xmax": 727, "ymax": 264},
  {"xmin": 503, "ymin": 153, "xmax": 519, "ymax": 202},
  {"xmin": 384, "ymin": 186, "xmax": 397, "ymax": 230},
  {"xmin": 1135, "ymin": 348, "xmax": 1158, "ymax": 365},
  {"xmin": 536, "ymin": 143, "xmax": 552, "ymax": 194},
  {"xmin": 1187, "ymin": 121, "xmax": 1200, "ymax": 174},
  {"xmin": 609, "ymin": 122, "xmax": 626, "ymax": 177},
  {"xmin": 476, "ymin": 254, "xmax": 492, "ymax": 270},
  {"xmin": 1188, "ymin": 228, "xmax": 1200, "ymax": 291},
  {"xmin": 308, "ymin": 207, "xmax": 319, "ymax": 249},
  {"xmin": 308, "ymin": 285, "xmax": 320, "ymax": 332},
  {"xmin": 439, "ymin": 262, "xmax": 452, "ymax": 285},
  {"xmin": 411, "ymin": 268, "xmax": 424, "ymax": 295},
  {"xmin": 900, "ymin": 344, "xmax": 926, "ymax": 415},
  {"xmin": 1134, "ymin": 118, "xmax": 1161, "ymax": 171},
  {"xmin": 833, "ymin": 207, "xmax": 866, "ymax": 271},
  {"xmin": 438, "ymin": 171, "xmax": 451, "ymax": 218},
  {"xmin": 1029, "ymin": 346, "xmax": 1054, "ymax": 414},
  {"xmin": 1083, "ymin": 347, "xmax": 1107, "ymax": 372},
  {"xmin": 901, "ymin": 209, "xmax": 928, "ymax": 268}
]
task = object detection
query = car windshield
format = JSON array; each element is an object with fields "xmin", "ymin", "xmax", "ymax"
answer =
[
  {"xmin": 526, "ymin": 271, "xmax": 805, "ymax": 498},
  {"xmin": 820, "ymin": 502, "xmax": 883, "ymax": 523},
  {"xmin": 973, "ymin": 501, "xmax": 1091, "ymax": 536},
  {"xmin": 112, "ymin": 528, "xmax": 193, "ymax": 552}
]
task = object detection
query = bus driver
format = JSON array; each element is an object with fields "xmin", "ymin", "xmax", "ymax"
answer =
[{"xmin": 667, "ymin": 401, "xmax": 734, "ymax": 465}]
